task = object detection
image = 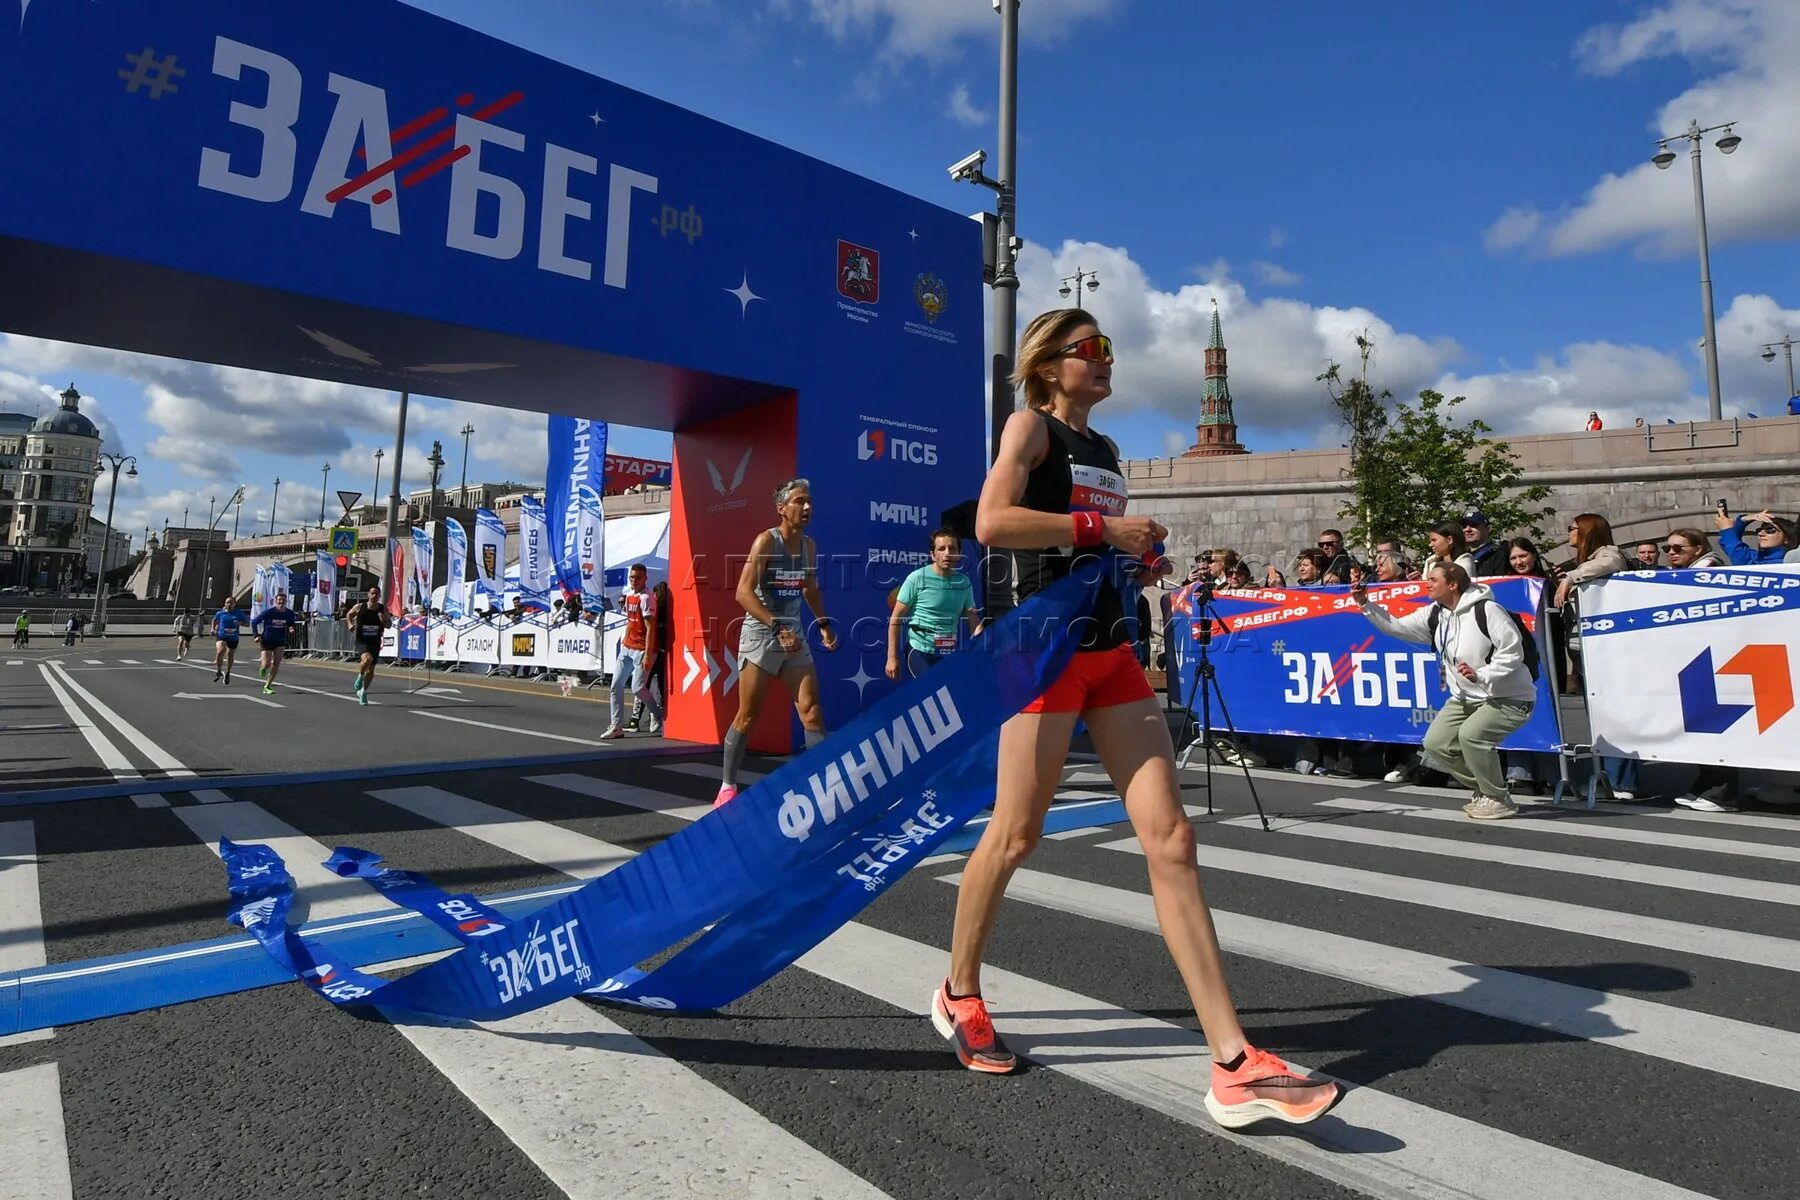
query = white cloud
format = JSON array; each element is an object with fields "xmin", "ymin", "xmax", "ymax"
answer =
[
  {"xmin": 1014, "ymin": 240, "xmax": 1461, "ymax": 440},
  {"xmin": 797, "ymin": 0, "xmax": 1121, "ymax": 64},
  {"xmin": 1251, "ymin": 261, "xmax": 1303, "ymax": 288},
  {"xmin": 1004, "ymin": 237, "xmax": 1760, "ymax": 449},
  {"xmin": 946, "ymin": 82, "xmax": 989, "ymax": 127},
  {"xmin": 1428, "ymin": 342, "xmax": 1696, "ymax": 434},
  {"xmin": 1482, "ymin": 206, "xmax": 1543, "ymax": 254},
  {"xmin": 1492, "ymin": 0, "xmax": 1800, "ymax": 257}
]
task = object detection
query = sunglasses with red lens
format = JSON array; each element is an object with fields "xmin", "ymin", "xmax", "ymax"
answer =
[{"xmin": 1054, "ymin": 334, "xmax": 1114, "ymax": 364}]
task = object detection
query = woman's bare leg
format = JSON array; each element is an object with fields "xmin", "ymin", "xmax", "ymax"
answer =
[
  {"xmin": 1085, "ymin": 696, "xmax": 1247, "ymax": 1063},
  {"xmin": 947, "ymin": 709, "xmax": 1079, "ymax": 995}
]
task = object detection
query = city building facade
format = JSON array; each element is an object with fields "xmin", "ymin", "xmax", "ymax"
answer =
[{"xmin": 1, "ymin": 384, "xmax": 104, "ymax": 589}]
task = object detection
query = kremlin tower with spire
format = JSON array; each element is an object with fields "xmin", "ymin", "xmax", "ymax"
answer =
[{"xmin": 1182, "ymin": 299, "xmax": 1247, "ymax": 458}]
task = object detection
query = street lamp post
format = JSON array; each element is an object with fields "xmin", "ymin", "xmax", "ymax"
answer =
[
  {"xmin": 1651, "ymin": 119, "xmax": 1741, "ymax": 423},
  {"xmin": 425, "ymin": 440, "xmax": 446, "ymax": 521},
  {"xmin": 380, "ymin": 392, "xmax": 410, "ymax": 608},
  {"xmin": 1761, "ymin": 336, "xmax": 1797, "ymax": 404},
  {"xmin": 950, "ymin": 0, "xmax": 1021, "ymax": 467},
  {"xmin": 373, "ymin": 447, "xmax": 385, "ymax": 505},
  {"xmin": 458, "ymin": 422, "xmax": 475, "ymax": 507},
  {"xmin": 232, "ymin": 491, "xmax": 244, "ymax": 539},
  {"xmin": 268, "ymin": 477, "xmax": 281, "ymax": 535},
  {"xmin": 317, "ymin": 462, "xmax": 331, "ymax": 528},
  {"xmin": 90, "ymin": 453, "xmax": 137, "ymax": 633},
  {"xmin": 1058, "ymin": 269, "xmax": 1100, "ymax": 304}
]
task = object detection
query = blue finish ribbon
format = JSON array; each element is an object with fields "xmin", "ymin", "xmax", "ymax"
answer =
[{"xmin": 220, "ymin": 556, "xmax": 1110, "ymax": 1020}]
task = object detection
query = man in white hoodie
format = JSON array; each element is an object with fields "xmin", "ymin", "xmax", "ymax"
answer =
[{"xmin": 1350, "ymin": 562, "xmax": 1537, "ymax": 820}]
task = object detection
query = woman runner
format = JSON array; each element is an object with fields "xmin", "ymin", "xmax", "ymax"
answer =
[
  {"xmin": 933, "ymin": 308, "xmax": 1339, "ymax": 1129},
  {"xmin": 715, "ymin": 478, "xmax": 838, "ymax": 807}
]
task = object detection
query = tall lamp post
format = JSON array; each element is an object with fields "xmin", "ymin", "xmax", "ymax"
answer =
[
  {"xmin": 268, "ymin": 477, "xmax": 281, "ymax": 535},
  {"xmin": 458, "ymin": 422, "xmax": 475, "ymax": 506},
  {"xmin": 425, "ymin": 440, "xmax": 446, "ymax": 521},
  {"xmin": 1651, "ymin": 119, "xmax": 1741, "ymax": 423},
  {"xmin": 1058, "ymin": 269, "xmax": 1100, "ymax": 305},
  {"xmin": 198, "ymin": 485, "xmax": 243, "ymax": 609},
  {"xmin": 1761, "ymin": 335, "xmax": 1797, "ymax": 404},
  {"xmin": 317, "ymin": 462, "xmax": 331, "ymax": 528},
  {"xmin": 372, "ymin": 447, "xmax": 385, "ymax": 505},
  {"xmin": 950, "ymin": 0, "xmax": 1020, "ymax": 466},
  {"xmin": 380, "ymin": 392, "xmax": 410, "ymax": 609},
  {"xmin": 90, "ymin": 453, "xmax": 136, "ymax": 633},
  {"xmin": 231, "ymin": 490, "xmax": 244, "ymax": 539}
]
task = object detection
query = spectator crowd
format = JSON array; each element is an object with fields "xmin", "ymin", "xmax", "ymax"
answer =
[{"xmin": 1150, "ymin": 505, "xmax": 1800, "ymax": 820}]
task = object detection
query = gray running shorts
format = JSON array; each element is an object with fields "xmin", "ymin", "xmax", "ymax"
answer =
[{"xmin": 738, "ymin": 619, "xmax": 812, "ymax": 677}]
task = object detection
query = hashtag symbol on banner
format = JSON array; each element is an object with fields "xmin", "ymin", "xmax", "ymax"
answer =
[{"xmin": 119, "ymin": 47, "xmax": 186, "ymax": 99}]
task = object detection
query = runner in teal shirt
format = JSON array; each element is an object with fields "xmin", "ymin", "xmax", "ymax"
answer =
[{"xmin": 887, "ymin": 528, "xmax": 983, "ymax": 681}]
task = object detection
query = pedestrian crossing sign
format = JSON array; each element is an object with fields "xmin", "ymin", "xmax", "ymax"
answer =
[{"xmin": 329, "ymin": 526, "xmax": 358, "ymax": 554}]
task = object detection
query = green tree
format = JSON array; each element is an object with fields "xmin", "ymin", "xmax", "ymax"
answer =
[{"xmin": 1322, "ymin": 336, "xmax": 1555, "ymax": 555}]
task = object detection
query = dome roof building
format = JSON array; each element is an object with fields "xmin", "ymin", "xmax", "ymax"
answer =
[{"xmin": 4, "ymin": 383, "xmax": 106, "ymax": 591}]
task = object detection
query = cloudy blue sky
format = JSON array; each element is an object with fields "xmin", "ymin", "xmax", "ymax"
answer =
[{"xmin": 3, "ymin": 0, "xmax": 1796, "ymax": 548}]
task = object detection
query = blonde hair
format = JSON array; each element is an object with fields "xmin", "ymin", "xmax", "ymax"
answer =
[{"xmin": 1011, "ymin": 308, "xmax": 1097, "ymax": 411}]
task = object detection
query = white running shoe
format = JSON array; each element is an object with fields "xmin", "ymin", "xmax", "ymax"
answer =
[
  {"xmin": 1466, "ymin": 795, "xmax": 1519, "ymax": 821},
  {"xmin": 1383, "ymin": 768, "xmax": 1407, "ymax": 783},
  {"xmin": 1609, "ymin": 790, "xmax": 1637, "ymax": 802},
  {"xmin": 600, "ymin": 726, "xmax": 625, "ymax": 740}
]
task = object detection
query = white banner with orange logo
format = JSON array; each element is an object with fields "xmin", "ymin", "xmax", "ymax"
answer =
[{"xmin": 1579, "ymin": 565, "xmax": 1800, "ymax": 768}]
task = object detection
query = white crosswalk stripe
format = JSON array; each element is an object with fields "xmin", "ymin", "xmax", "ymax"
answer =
[{"xmin": 13, "ymin": 758, "xmax": 1795, "ymax": 1199}]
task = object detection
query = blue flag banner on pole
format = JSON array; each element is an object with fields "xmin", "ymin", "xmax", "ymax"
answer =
[
  {"xmin": 443, "ymin": 519, "xmax": 469, "ymax": 618},
  {"xmin": 219, "ymin": 556, "xmax": 1111, "ymax": 1020},
  {"xmin": 545, "ymin": 416, "xmax": 607, "ymax": 596},
  {"xmin": 409, "ymin": 527, "xmax": 433, "ymax": 611},
  {"xmin": 1166, "ymin": 576, "xmax": 1561, "ymax": 750},
  {"xmin": 516, "ymin": 497, "xmax": 556, "ymax": 611}
]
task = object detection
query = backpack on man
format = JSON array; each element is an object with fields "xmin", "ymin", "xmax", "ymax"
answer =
[{"xmin": 1427, "ymin": 600, "xmax": 1541, "ymax": 682}]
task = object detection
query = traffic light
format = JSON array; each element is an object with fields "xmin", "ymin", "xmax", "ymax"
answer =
[{"xmin": 335, "ymin": 555, "xmax": 349, "ymax": 568}]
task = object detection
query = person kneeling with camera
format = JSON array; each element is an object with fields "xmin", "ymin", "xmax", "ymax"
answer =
[{"xmin": 1350, "ymin": 562, "xmax": 1535, "ymax": 821}]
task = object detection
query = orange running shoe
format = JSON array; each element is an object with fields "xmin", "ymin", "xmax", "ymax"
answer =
[
  {"xmin": 930, "ymin": 981, "xmax": 1018, "ymax": 1074},
  {"xmin": 1204, "ymin": 1045, "xmax": 1338, "ymax": 1129}
]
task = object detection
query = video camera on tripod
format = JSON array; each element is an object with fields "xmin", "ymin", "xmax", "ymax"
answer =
[{"xmin": 1171, "ymin": 576, "xmax": 1269, "ymax": 830}]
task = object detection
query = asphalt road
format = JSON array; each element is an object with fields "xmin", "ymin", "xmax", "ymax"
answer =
[
  {"xmin": 1, "ymin": 645, "xmax": 1796, "ymax": 1198},
  {"xmin": 1, "ymin": 641, "xmax": 647, "ymax": 796}
]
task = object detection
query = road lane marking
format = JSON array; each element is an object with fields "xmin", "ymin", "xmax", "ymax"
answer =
[
  {"xmin": 801, "ymin": 919, "xmax": 1711, "ymax": 1200},
  {"xmin": 0, "ymin": 1064, "xmax": 74, "ymax": 1198},
  {"xmin": 1319, "ymin": 798, "xmax": 1800, "ymax": 863},
  {"xmin": 189, "ymin": 790, "xmax": 233, "ymax": 805},
  {"xmin": 130, "ymin": 794, "xmax": 171, "ymax": 809},
  {"xmin": 964, "ymin": 867, "xmax": 1798, "ymax": 1093},
  {"xmin": 166, "ymin": 658, "xmax": 375, "ymax": 703},
  {"xmin": 411, "ymin": 710, "xmax": 605, "ymax": 745},
  {"xmin": 0, "ymin": 821, "xmax": 54, "ymax": 1049},
  {"xmin": 1098, "ymin": 837, "xmax": 1800, "ymax": 973},
  {"xmin": 1225, "ymin": 813, "xmax": 1800, "ymax": 907},
  {"xmin": 528, "ymin": 773, "xmax": 713, "ymax": 822},
  {"xmin": 43, "ymin": 660, "xmax": 194, "ymax": 778},
  {"xmin": 36, "ymin": 664, "xmax": 142, "ymax": 783},
  {"xmin": 389, "ymin": 1003, "xmax": 896, "ymax": 1200},
  {"xmin": 369, "ymin": 786, "xmax": 634, "ymax": 879}
]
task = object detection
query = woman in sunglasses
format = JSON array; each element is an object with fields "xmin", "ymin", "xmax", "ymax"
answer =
[
  {"xmin": 931, "ymin": 308, "xmax": 1338, "ymax": 1129},
  {"xmin": 1662, "ymin": 529, "xmax": 1722, "ymax": 570}
]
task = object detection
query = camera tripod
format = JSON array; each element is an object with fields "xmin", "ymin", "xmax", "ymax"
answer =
[{"xmin": 1171, "ymin": 590, "xmax": 1269, "ymax": 830}]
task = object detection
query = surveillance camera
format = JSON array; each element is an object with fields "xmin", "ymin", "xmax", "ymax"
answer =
[{"xmin": 948, "ymin": 149, "xmax": 988, "ymax": 182}]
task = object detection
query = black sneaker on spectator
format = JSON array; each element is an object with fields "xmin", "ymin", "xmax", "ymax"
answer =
[{"xmin": 1747, "ymin": 784, "xmax": 1800, "ymax": 807}]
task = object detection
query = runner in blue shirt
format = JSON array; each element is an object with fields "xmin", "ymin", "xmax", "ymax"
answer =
[
  {"xmin": 212, "ymin": 601, "xmax": 242, "ymax": 683},
  {"xmin": 251, "ymin": 592, "xmax": 297, "ymax": 695}
]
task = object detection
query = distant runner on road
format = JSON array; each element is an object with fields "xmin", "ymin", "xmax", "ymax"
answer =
[
  {"xmin": 212, "ymin": 602, "xmax": 241, "ymax": 683},
  {"xmin": 172, "ymin": 608, "xmax": 198, "ymax": 659},
  {"xmin": 251, "ymin": 592, "xmax": 297, "ymax": 695},
  {"xmin": 345, "ymin": 586, "xmax": 390, "ymax": 706}
]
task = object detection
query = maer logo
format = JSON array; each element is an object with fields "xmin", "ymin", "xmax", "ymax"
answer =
[
  {"xmin": 858, "ymin": 429, "xmax": 938, "ymax": 466},
  {"xmin": 1678, "ymin": 644, "xmax": 1794, "ymax": 734}
]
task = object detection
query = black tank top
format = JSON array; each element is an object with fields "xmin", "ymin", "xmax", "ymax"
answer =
[
  {"xmin": 1012, "ymin": 411, "xmax": 1130, "ymax": 651},
  {"xmin": 356, "ymin": 602, "xmax": 387, "ymax": 640}
]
